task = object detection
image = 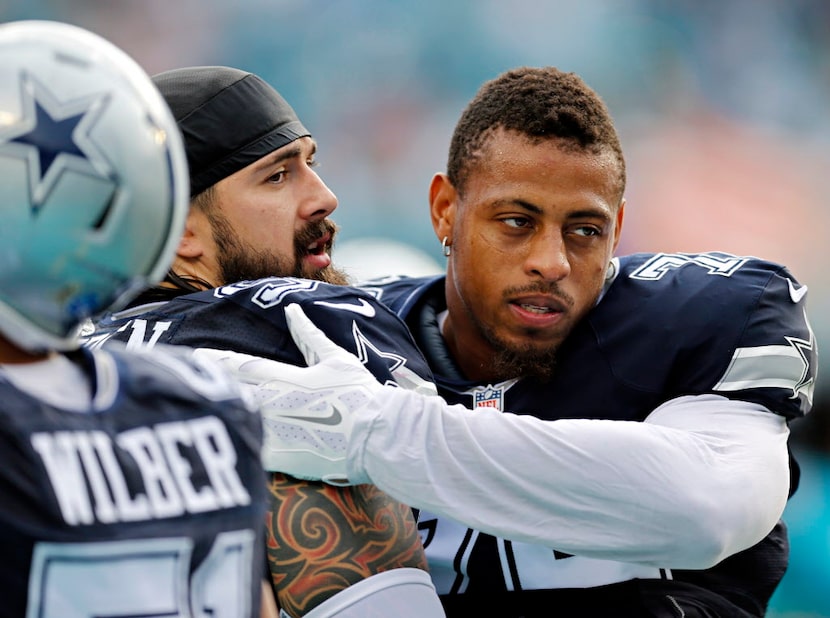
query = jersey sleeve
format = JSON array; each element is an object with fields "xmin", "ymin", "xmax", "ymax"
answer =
[
  {"xmin": 607, "ymin": 254, "xmax": 817, "ymax": 422},
  {"xmin": 708, "ymin": 264, "xmax": 816, "ymax": 420}
]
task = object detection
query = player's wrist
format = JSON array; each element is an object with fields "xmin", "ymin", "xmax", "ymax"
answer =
[{"xmin": 344, "ymin": 392, "xmax": 390, "ymax": 485}]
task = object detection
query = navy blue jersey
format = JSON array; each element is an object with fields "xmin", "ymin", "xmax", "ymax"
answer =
[
  {"xmin": 87, "ymin": 277, "xmax": 438, "ymax": 613},
  {"xmin": 362, "ymin": 252, "xmax": 817, "ymax": 617},
  {"xmin": 88, "ymin": 277, "xmax": 434, "ymax": 392},
  {"xmin": 0, "ymin": 344, "xmax": 266, "ymax": 618}
]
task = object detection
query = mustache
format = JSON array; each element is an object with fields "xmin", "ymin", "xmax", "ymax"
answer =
[
  {"xmin": 502, "ymin": 281, "xmax": 574, "ymax": 309},
  {"xmin": 295, "ymin": 218, "xmax": 338, "ymax": 252}
]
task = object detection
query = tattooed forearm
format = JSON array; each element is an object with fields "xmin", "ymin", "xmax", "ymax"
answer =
[{"xmin": 265, "ymin": 472, "xmax": 428, "ymax": 617}]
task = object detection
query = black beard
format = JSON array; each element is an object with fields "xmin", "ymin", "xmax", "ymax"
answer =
[
  {"xmin": 465, "ymin": 281, "xmax": 568, "ymax": 382},
  {"xmin": 210, "ymin": 214, "xmax": 349, "ymax": 285},
  {"xmin": 488, "ymin": 339, "xmax": 558, "ymax": 382}
]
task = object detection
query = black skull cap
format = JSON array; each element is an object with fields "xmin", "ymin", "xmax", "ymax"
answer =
[{"xmin": 153, "ymin": 66, "xmax": 310, "ymax": 197}]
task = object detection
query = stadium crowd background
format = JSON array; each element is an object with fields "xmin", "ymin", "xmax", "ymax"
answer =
[{"xmin": 2, "ymin": 1, "xmax": 828, "ymax": 615}]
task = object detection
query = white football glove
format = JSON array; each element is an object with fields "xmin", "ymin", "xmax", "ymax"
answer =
[{"xmin": 192, "ymin": 303, "xmax": 382, "ymax": 485}]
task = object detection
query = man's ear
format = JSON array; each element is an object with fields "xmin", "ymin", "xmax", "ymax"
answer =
[
  {"xmin": 611, "ymin": 198, "xmax": 625, "ymax": 254},
  {"xmin": 430, "ymin": 173, "xmax": 456, "ymax": 245},
  {"xmin": 175, "ymin": 209, "xmax": 206, "ymax": 259}
]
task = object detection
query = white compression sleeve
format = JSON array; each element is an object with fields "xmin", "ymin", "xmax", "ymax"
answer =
[{"xmin": 348, "ymin": 393, "xmax": 790, "ymax": 569}]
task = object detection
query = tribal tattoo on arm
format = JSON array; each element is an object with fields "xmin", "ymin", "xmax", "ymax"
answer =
[{"xmin": 264, "ymin": 472, "xmax": 429, "ymax": 617}]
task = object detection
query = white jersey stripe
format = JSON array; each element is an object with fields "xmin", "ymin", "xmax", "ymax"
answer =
[
  {"xmin": 714, "ymin": 344, "xmax": 808, "ymax": 393},
  {"xmin": 497, "ymin": 538, "xmax": 515, "ymax": 591}
]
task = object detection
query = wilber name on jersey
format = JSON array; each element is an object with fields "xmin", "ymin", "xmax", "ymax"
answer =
[
  {"xmin": 0, "ymin": 343, "xmax": 266, "ymax": 618},
  {"xmin": 31, "ymin": 414, "xmax": 250, "ymax": 526}
]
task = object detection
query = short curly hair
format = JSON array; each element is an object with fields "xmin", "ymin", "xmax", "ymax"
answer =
[{"xmin": 447, "ymin": 66, "xmax": 625, "ymax": 200}]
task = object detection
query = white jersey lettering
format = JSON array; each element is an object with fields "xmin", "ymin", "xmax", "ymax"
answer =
[{"xmin": 31, "ymin": 416, "xmax": 250, "ymax": 525}]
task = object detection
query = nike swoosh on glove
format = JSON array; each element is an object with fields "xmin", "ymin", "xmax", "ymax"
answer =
[{"xmin": 192, "ymin": 303, "xmax": 382, "ymax": 485}]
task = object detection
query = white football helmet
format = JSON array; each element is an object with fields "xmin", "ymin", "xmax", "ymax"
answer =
[{"xmin": 0, "ymin": 21, "xmax": 188, "ymax": 351}]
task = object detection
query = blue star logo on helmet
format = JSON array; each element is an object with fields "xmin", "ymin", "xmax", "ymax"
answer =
[
  {"xmin": 0, "ymin": 72, "xmax": 115, "ymax": 213},
  {"xmin": 0, "ymin": 20, "xmax": 188, "ymax": 353}
]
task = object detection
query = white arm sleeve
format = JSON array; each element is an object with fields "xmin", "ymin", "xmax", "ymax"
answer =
[{"xmin": 348, "ymin": 392, "xmax": 790, "ymax": 569}]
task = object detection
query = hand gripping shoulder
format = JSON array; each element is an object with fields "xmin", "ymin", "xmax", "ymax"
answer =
[{"xmin": 192, "ymin": 304, "xmax": 383, "ymax": 484}]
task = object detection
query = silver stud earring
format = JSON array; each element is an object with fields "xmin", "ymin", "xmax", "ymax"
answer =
[{"xmin": 441, "ymin": 236, "xmax": 451, "ymax": 257}]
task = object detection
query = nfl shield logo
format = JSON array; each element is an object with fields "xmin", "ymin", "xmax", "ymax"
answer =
[{"xmin": 473, "ymin": 386, "xmax": 504, "ymax": 410}]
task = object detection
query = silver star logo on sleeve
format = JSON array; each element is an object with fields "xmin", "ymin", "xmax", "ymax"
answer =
[
  {"xmin": 714, "ymin": 308, "xmax": 817, "ymax": 405},
  {"xmin": 785, "ymin": 310, "xmax": 816, "ymax": 404}
]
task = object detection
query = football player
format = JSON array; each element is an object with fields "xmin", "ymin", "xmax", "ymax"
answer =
[
  {"xmin": 86, "ymin": 66, "xmax": 445, "ymax": 617},
  {"xmin": 207, "ymin": 67, "xmax": 817, "ymax": 617},
  {"xmin": 0, "ymin": 21, "xmax": 269, "ymax": 617}
]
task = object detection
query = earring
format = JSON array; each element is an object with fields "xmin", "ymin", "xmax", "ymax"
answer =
[
  {"xmin": 605, "ymin": 258, "xmax": 617, "ymax": 281},
  {"xmin": 441, "ymin": 236, "xmax": 451, "ymax": 257}
]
